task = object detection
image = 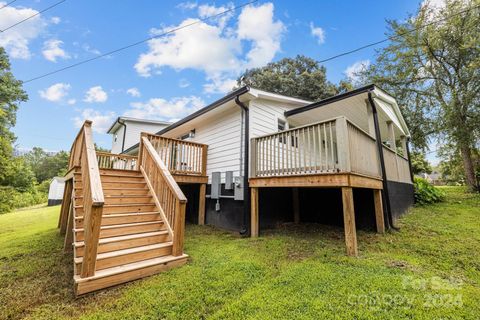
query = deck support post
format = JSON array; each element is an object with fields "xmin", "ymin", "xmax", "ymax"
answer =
[
  {"xmin": 373, "ymin": 189, "xmax": 385, "ymax": 233},
  {"xmin": 63, "ymin": 201, "xmax": 74, "ymax": 252},
  {"xmin": 292, "ymin": 187, "xmax": 300, "ymax": 223},
  {"xmin": 251, "ymin": 187, "xmax": 259, "ymax": 237},
  {"xmin": 198, "ymin": 183, "xmax": 206, "ymax": 225},
  {"xmin": 341, "ymin": 187, "xmax": 358, "ymax": 256}
]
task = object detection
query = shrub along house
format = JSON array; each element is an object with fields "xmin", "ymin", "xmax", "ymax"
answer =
[{"xmin": 58, "ymin": 84, "xmax": 414, "ymax": 295}]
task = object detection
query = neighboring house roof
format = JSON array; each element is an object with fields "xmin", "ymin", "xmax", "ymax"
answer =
[
  {"xmin": 107, "ymin": 116, "xmax": 173, "ymax": 134},
  {"xmin": 284, "ymin": 84, "xmax": 411, "ymax": 137},
  {"xmin": 121, "ymin": 86, "xmax": 312, "ymax": 154}
]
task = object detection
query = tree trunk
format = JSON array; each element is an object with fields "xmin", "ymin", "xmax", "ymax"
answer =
[{"xmin": 459, "ymin": 144, "xmax": 479, "ymax": 192}]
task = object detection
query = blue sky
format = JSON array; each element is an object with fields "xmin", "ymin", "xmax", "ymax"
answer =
[{"xmin": 2, "ymin": 0, "xmax": 430, "ymax": 157}]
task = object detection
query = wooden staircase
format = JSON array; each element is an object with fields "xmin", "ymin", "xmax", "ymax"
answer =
[{"xmin": 59, "ymin": 121, "xmax": 188, "ymax": 295}]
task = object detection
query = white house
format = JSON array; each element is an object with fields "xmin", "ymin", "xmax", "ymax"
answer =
[
  {"xmin": 117, "ymin": 85, "xmax": 414, "ymax": 235},
  {"xmin": 107, "ymin": 117, "xmax": 172, "ymax": 154}
]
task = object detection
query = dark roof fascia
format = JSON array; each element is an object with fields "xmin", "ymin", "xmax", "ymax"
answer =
[
  {"xmin": 121, "ymin": 85, "xmax": 250, "ymax": 154},
  {"xmin": 284, "ymin": 84, "xmax": 376, "ymax": 117},
  {"xmin": 156, "ymin": 85, "xmax": 250, "ymax": 136}
]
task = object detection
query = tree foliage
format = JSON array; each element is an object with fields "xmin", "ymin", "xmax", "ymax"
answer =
[
  {"xmin": 410, "ymin": 151, "xmax": 433, "ymax": 175},
  {"xmin": 0, "ymin": 47, "xmax": 28, "ymax": 185},
  {"xmin": 23, "ymin": 147, "xmax": 69, "ymax": 183},
  {"xmin": 358, "ymin": 0, "xmax": 480, "ymax": 191},
  {"xmin": 236, "ymin": 55, "xmax": 338, "ymax": 101}
]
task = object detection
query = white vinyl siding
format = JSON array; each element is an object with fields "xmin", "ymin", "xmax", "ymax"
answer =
[
  {"xmin": 162, "ymin": 105, "xmax": 243, "ymax": 183},
  {"xmin": 111, "ymin": 121, "xmax": 170, "ymax": 154},
  {"xmin": 249, "ymin": 98, "xmax": 301, "ymax": 139}
]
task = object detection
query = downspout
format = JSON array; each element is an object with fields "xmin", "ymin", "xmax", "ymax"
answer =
[
  {"xmin": 406, "ymin": 138, "xmax": 414, "ymax": 183},
  {"xmin": 119, "ymin": 119, "xmax": 127, "ymax": 153},
  {"xmin": 235, "ymin": 96, "xmax": 250, "ymax": 236},
  {"xmin": 368, "ymin": 92, "xmax": 395, "ymax": 230}
]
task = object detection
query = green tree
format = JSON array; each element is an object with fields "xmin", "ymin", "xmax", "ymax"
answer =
[
  {"xmin": 236, "ymin": 55, "xmax": 338, "ymax": 101},
  {"xmin": 359, "ymin": 0, "xmax": 480, "ymax": 191},
  {"xmin": 23, "ymin": 147, "xmax": 69, "ymax": 183},
  {"xmin": 0, "ymin": 47, "xmax": 28, "ymax": 185},
  {"xmin": 410, "ymin": 151, "xmax": 433, "ymax": 175}
]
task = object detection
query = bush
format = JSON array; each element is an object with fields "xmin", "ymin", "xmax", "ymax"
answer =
[
  {"xmin": 0, "ymin": 187, "xmax": 47, "ymax": 214},
  {"xmin": 414, "ymin": 177, "xmax": 445, "ymax": 205}
]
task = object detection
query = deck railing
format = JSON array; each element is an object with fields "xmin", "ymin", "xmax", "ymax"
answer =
[
  {"xmin": 96, "ymin": 152, "xmax": 137, "ymax": 170},
  {"xmin": 382, "ymin": 146, "xmax": 411, "ymax": 183},
  {"xmin": 138, "ymin": 134, "xmax": 187, "ymax": 256},
  {"xmin": 67, "ymin": 120, "xmax": 104, "ymax": 278},
  {"xmin": 141, "ymin": 133, "xmax": 207, "ymax": 176},
  {"xmin": 251, "ymin": 117, "xmax": 381, "ymax": 179}
]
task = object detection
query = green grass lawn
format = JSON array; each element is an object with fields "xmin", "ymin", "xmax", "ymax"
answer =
[{"xmin": 0, "ymin": 187, "xmax": 479, "ymax": 319}]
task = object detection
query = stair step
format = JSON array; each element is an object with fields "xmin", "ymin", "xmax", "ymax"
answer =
[
  {"xmin": 75, "ymin": 188, "xmax": 149, "ymax": 197},
  {"xmin": 75, "ymin": 172, "xmax": 143, "ymax": 180},
  {"xmin": 75, "ymin": 203, "xmax": 157, "ymax": 215},
  {"xmin": 74, "ymin": 254, "xmax": 188, "ymax": 295},
  {"xmin": 74, "ymin": 231, "xmax": 170, "ymax": 257},
  {"xmin": 75, "ymin": 195, "xmax": 154, "ymax": 205},
  {"xmin": 74, "ymin": 242, "xmax": 173, "ymax": 273},
  {"xmin": 75, "ymin": 212, "xmax": 161, "ymax": 227},
  {"xmin": 75, "ymin": 181, "xmax": 146, "ymax": 189},
  {"xmin": 74, "ymin": 221, "xmax": 165, "ymax": 241},
  {"xmin": 99, "ymin": 168, "xmax": 142, "ymax": 176}
]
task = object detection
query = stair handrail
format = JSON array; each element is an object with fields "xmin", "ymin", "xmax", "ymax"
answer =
[
  {"xmin": 68, "ymin": 120, "xmax": 104, "ymax": 278},
  {"xmin": 138, "ymin": 133, "xmax": 187, "ymax": 256}
]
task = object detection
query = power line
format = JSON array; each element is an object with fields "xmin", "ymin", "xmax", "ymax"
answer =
[
  {"xmin": 0, "ymin": 0, "xmax": 66, "ymax": 33},
  {"xmin": 0, "ymin": 0, "xmax": 18, "ymax": 11},
  {"xmin": 319, "ymin": 4, "xmax": 480, "ymax": 63},
  {"xmin": 23, "ymin": 0, "xmax": 258, "ymax": 84}
]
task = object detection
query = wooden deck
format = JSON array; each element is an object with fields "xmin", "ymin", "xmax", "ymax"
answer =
[{"xmin": 249, "ymin": 116, "xmax": 410, "ymax": 256}]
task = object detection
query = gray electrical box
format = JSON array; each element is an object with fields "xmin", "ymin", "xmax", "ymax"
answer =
[
  {"xmin": 234, "ymin": 176, "xmax": 243, "ymax": 200},
  {"xmin": 225, "ymin": 171, "xmax": 233, "ymax": 190},
  {"xmin": 211, "ymin": 172, "xmax": 221, "ymax": 199}
]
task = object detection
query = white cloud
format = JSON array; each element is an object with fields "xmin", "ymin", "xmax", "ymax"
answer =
[
  {"xmin": 39, "ymin": 83, "xmax": 71, "ymax": 102},
  {"xmin": 82, "ymin": 44, "xmax": 101, "ymax": 55},
  {"xmin": 126, "ymin": 87, "xmax": 141, "ymax": 97},
  {"xmin": 309, "ymin": 22, "xmax": 325, "ymax": 44},
  {"xmin": 237, "ymin": 3, "xmax": 285, "ymax": 69},
  {"xmin": 42, "ymin": 39, "xmax": 70, "ymax": 62},
  {"xmin": 177, "ymin": 2, "xmax": 197, "ymax": 10},
  {"xmin": 203, "ymin": 78, "xmax": 236, "ymax": 94},
  {"xmin": 74, "ymin": 109, "xmax": 116, "ymax": 133},
  {"xmin": 344, "ymin": 60, "xmax": 370, "ymax": 83},
  {"xmin": 179, "ymin": 78, "xmax": 190, "ymax": 88},
  {"xmin": 0, "ymin": 3, "xmax": 46, "ymax": 59},
  {"xmin": 67, "ymin": 99, "xmax": 76, "ymax": 105},
  {"xmin": 135, "ymin": 3, "xmax": 285, "ymax": 94},
  {"xmin": 198, "ymin": 3, "xmax": 234, "ymax": 29},
  {"xmin": 50, "ymin": 16, "xmax": 61, "ymax": 24},
  {"xmin": 124, "ymin": 96, "xmax": 205, "ymax": 121},
  {"xmin": 84, "ymin": 86, "xmax": 108, "ymax": 103}
]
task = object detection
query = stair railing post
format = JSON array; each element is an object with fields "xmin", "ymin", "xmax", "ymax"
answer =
[{"xmin": 172, "ymin": 198, "xmax": 186, "ymax": 256}]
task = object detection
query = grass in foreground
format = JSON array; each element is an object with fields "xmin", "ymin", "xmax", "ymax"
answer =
[{"xmin": 0, "ymin": 187, "xmax": 479, "ymax": 319}]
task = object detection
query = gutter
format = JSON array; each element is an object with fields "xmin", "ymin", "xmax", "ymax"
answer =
[
  {"xmin": 368, "ymin": 91, "xmax": 395, "ymax": 230},
  {"xmin": 234, "ymin": 95, "xmax": 250, "ymax": 236}
]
